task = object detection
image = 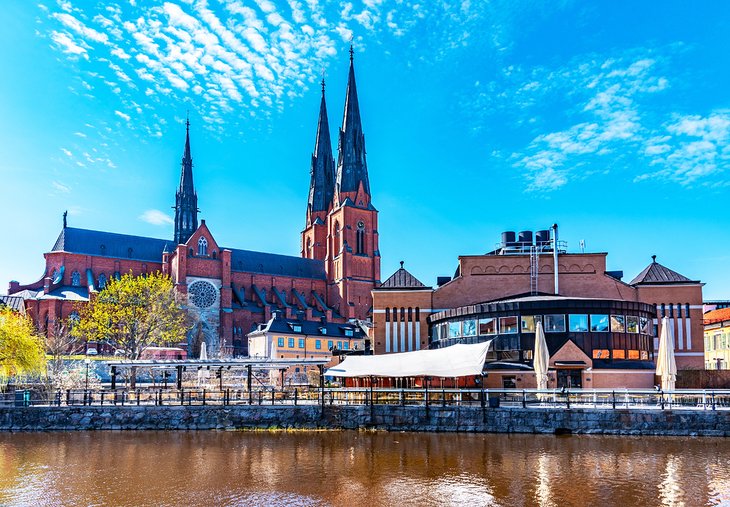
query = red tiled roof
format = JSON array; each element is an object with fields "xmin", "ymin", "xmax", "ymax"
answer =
[{"xmin": 704, "ymin": 307, "xmax": 730, "ymax": 325}]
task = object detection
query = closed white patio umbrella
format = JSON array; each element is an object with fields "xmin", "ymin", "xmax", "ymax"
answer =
[
  {"xmin": 656, "ymin": 316, "xmax": 677, "ymax": 392},
  {"xmin": 533, "ymin": 320, "xmax": 550, "ymax": 390}
]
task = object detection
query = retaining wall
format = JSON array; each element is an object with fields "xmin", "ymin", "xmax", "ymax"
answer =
[{"xmin": 2, "ymin": 405, "xmax": 730, "ymax": 436}]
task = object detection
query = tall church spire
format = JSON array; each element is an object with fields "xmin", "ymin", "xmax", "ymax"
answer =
[
  {"xmin": 174, "ymin": 116, "xmax": 198, "ymax": 244},
  {"xmin": 306, "ymin": 77, "xmax": 335, "ymax": 225},
  {"xmin": 335, "ymin": 46, "xmax": 370, "ymax": 203}
]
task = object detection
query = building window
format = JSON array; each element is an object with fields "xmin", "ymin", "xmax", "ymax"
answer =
[
  {"xmin": 478, "ymin": 318, "xmax": 497, "ymax": 335},
  {"xmin": 448, "ymin": 321, "xmax": 462, "ymax": 338},
  {"xmin": 613, "ymin": 349, "xmax": 626, "ymax": 359},
  {"xmin": 320, "ymin": 327, "xmax": 327, "ymax": 335},
  {"xmin": 328, "ymin": 340, "xmax": 334, "ymax": 350},
  {"xmin": 627, "ymin": 350, "xmax": 640, "ymax": 360},
  {"xmin": 415, "ymin": 307, "xmax": 420, "ymax": 321},
  {"xmin": 298, "ymin": 338, "xmax": 305, "ymax": 348},
  {"xmin": 463, "ymin": 319, "xmax": 477, "ymax": 337},
  {"xmin": 291, "ymin": 324, "xmax": 302, "ymax": 333},
  {"xmin": 626, "ymin": 316, "xmax": 639, "ymax": 333},
  {"xmin": 315, "ymin": 340, "xmax": 321, "ymax": 350},
  {"xmin": 334, "ymin": 221, "xmax": 341, "ymax": 254},
  {"xmin": 278, "ymin": 338, "xmax": 285, "ymax": 347},
  {"xmin": 98, "ymin": 273, "xmax": 107, "ymax": 289},
  {"xmin": 68, "ymin": 311, "xmax": 80, "ymax": 328},
  {"xmin": 610, "ymin": 315, "xmax": 626, "ymax": 333},
  {"xmin": 344, "ymin": 329, "xmax": 354, "ymax": 337},
  {"xmin": 343, "ymin": 341, "xmax": 349, "ymax": 350},
  {"xmin": 306, "ymin": 238, "xmax": 312, "ymax": 259},
  {"xmin": 408, "ymin": 307, "xmax": 413, "ymax": 322},
  {"xmin": 499, "ymin": 316, "xmax": 518, "ymax": 334},
  {"xmin": 385, "ymin": 308, "xmax": 390, "ymax": 322},
  {"xmin": 569, "ymin": 314, "xmax": 588, "ymax": 332},
  {"xmin": 592, "ymin": 349, "xmax": 610, "ymax": 359},
  {"xmin": 590, "ymin": 314, "xmax": 609, "ymax": 332},
  {"xmin": 502, "ymin": 376, "xmax": 517, "ymax": 389},
  {"xmin": 521, "ymin": 316, "xmax": 538, "ymax": 333},
  {"xmin": 400, "ymin": 307, "xmax": 405, "ymax": 321},
  {"xmin": 288, "ymin": 338, "xmax": 295, "ymax": 348},
  {"xmin": 356, "ymin": 221, "xmax": 365, "ymax": 254},
  {"xmin": 544, "ymin": 315, "xmax": 565, "ymax": 333},
  {"xmin": 337, "ymin": 341, "xmax": 342, "ymax": 349},
  {"xmin": 198, "ymin": 236, "xmax": 208, "ymax": 256},
  {"xmin": 71, "ymin": 271, "xmax": 81, "ymax": 287}
]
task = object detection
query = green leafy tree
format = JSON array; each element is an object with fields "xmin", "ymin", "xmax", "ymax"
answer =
[
  {"xmin": 72, "ymin": 272, "xmax": 189, "ymax": 360},
  {"xmin": 0, "ymin": 307, "xmax": 47, "ymax": 388}
]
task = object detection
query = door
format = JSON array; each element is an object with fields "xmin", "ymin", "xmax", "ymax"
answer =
[{"xmin": 557, "ymin": 369, "xmax": 582, "ymax": 388}]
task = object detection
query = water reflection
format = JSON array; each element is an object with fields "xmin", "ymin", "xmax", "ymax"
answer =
[{"xmin": 0, "ymin": 432, "xmax": 728, "ymax": 506}]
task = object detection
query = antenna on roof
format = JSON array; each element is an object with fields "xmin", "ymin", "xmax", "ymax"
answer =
[{"xmin": 63, "ymin": 210, "xmax": 68, "ymax": 229}]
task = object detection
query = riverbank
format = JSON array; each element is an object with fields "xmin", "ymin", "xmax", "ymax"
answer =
[{"xmin": 2, "ymin": 404, "xmax": 729, "ymax": 436}]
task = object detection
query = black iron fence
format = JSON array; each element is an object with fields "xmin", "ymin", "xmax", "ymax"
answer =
[{"xmin": 3, "ymin": 387, "xmax": 730, "ymax": 411}]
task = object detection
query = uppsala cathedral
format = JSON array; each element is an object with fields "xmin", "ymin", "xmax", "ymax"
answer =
[{"xmin": 8, "ymin": 50, "xmax": 381, "ymax": 357}]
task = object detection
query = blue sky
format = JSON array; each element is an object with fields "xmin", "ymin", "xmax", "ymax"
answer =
[{"xmin": 1, "ymin": 0, "xmax": 729, "ymax": 299}]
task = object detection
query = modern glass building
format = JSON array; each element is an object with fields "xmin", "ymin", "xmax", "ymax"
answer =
[{"xmin": 429, "ymin": 295, "xmax": 657, "ymax": 388}]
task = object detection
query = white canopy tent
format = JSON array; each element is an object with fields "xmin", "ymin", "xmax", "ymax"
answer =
[{"xmin": 325, "ymin": 341, "xmax": 492, "ymax": 378}]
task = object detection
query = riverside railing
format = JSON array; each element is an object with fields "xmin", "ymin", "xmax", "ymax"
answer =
[{"xmin": 3, "ymin": 387, "xmax": 730, "ymax": 411}]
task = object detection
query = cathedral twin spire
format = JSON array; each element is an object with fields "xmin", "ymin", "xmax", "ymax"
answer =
[{"xmin": 306, "ymin": 47, "xmax": 370, "ymax": 226}]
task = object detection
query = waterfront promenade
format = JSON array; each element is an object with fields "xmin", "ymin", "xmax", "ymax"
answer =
[{"xmin": 2, "ymin": 387, "xmax": 730, "ymax": 435}]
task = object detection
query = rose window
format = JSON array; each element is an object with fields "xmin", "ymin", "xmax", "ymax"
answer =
[{"xmin": 188, "ymin": 281, "xmax": 217, "ymax": 309}]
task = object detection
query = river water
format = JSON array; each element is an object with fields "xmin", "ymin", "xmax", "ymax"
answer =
[{"xmin": 0, "ymin": 431, "xmax": 728, "ymax": 506}]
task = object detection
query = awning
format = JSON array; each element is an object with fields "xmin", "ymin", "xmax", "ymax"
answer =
[{"xmin": 325, "ymin": 341, "xmax": 492, "ymax": 378}]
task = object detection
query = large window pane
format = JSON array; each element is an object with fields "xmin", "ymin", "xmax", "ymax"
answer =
[
  {"xmin": 544, "ymin": 314, "xmax": 566, "ymax": 333},
  {"xmin": 448, "ymin": 321, "xmax": 462, "ymax": 338},
  {"xmin": 499, "ymin": 316, "xmax": 518, "ymax": 334},
  {"xmin": 521, "ymin": 316, "xmax": 537, "ymax": 333},
  {"xmin": 569, "ymin": 314, "xmax": 588, "ymax": 332},
  {"xmin": 463, "ymin": 319, "xmax": 477, "ymax": 337},
  {"xmin": 639, "ymin": 317, "xmax": 650, "ymax": 334},
  {"xmin": 590, "ymin": 314, "xmax": 609, "ymax": 332},
  {"xmin": 626, "ymin": 316, "xmax": 639, "ymax": 333},
  {"xmin": 610, "ymin": 315, "xmax": 625, "ymax": 333},
  {"xmin": 478, "ymin": 317, "xmax": 497, "ymax": 335}
]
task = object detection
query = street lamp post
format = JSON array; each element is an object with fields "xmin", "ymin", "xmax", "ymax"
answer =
[{"xmin": 85, "ymin": 357, "xmax": 91, "ymax": 391}]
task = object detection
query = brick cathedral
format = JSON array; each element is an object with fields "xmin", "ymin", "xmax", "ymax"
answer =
[{"xmin": 8, "ymin": 51, "xmax": 381, "ymax": 357}]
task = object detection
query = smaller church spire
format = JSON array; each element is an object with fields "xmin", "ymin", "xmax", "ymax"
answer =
[{"xmin": 174, "ymin": 116, "xmax": 198, "ymax": 245}]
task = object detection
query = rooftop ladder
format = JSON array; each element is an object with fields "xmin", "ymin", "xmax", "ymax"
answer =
[{"xmin": 529, "ymin": 246, "xmax": 539, "ymax": 295}]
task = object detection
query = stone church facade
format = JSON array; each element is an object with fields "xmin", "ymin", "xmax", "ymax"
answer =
[{"xmin": 8, "ymin": 51, "xmax": 380, "ymax": 357}]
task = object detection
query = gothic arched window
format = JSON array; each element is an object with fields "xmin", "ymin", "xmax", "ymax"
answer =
[
  {"xmin": 356, "ymin": 221, "xmax": 365, "ymax": 255},
  {"xmin": 306, "ymin": 237, "xmax": 312, "ymax": 259},
  {"xmin": 198, "ymin": 236, "xmax": 208, "ymax": 256},
  {"xmin": 98, "ymin": 273, "xmax": 107, "ymax": 289},
  {"xmin": 71, "ymin": 271, "xmax": 80, "ymax": 287},
  {"xmin": 334, "ymin": 221, "xmax": 341, "ymax": 254}
]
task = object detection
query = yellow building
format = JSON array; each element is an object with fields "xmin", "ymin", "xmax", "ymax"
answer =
[
  {"xmin": 704, "ymin": 308, "xmax": 730, "ymax": 370},
  {"xmin": 247, "ymin": 312, "xmax": 366, "ymax": 385}
]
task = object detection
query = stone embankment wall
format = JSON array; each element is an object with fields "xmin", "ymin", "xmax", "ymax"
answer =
[{"xmin": 2, "ymin": 405, "xmax": 730, "ymax": 436}]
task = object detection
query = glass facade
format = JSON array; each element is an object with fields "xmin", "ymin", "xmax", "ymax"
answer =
[{"xmin": 429, "ymin": 297, "xmax": 656, "ymax": 368}]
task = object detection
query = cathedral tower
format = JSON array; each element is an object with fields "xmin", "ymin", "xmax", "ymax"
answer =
[
  {"xmin": 326, "ymin": 47, "xmax": 380, "ymax": 319},
  {"xmin": 173, "ymin": 118, "xmax": 199, "ymax": 245}
]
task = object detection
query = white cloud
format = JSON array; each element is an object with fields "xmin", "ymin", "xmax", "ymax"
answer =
[
  {"xmin": 114, "ymin": 110, "xmax": 130, "ymax": 121},
  {"xmin": 139, "ymin": 209, "xmax": 174, "ymax": 225},
  {"xmin": 50, "ymin": 31, "xmax": 87, "ymax": 58},
  {"xmin": 52, "ymin": 181, "xmax": 71, "ymax": 193},
  {"xmin": 61, "ymin": 148, "xmax": 73, "ymax": 157}
]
